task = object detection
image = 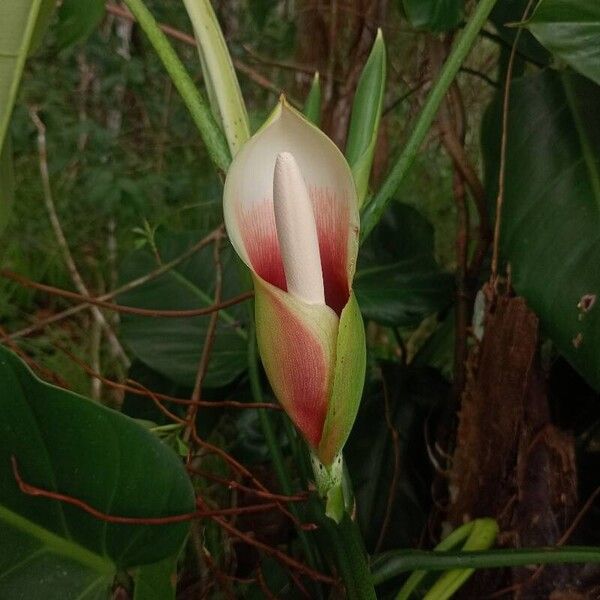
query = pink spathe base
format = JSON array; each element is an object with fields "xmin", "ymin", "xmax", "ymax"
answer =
[
  {"xmin": 256, "ymin": 284, "xmax": 332, "ymax": 447},
  {"xmin": 238, "ymin": 186, "xmax": 350, "ymax": 316}
]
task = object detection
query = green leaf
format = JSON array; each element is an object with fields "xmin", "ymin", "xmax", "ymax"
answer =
[
  {"xmin": 355, "ymin": 203, "xmax": 454, "ymax": 327},
  {"xmin": 482, "ymin": 69, "xmax": 600, "ymax": 390},
  {"xmin": 402, "ymin": 0, "xmax": 464, "ymax": 32},
  {"xmin": 490, "ymin": 0, "xmax": 550, "ymax": 67},
  {"xmin": 182, "ymin": 0, "xmax": 250, "ymax": 156},
  {"xmin": 118, "ymin": 231, "xmax": 250, "ymax": 388},
  {"xmin": 0, "ymin": 0, "xmax": 46, "ymax": 155},
  {"xmin": 134, "ymin": 554, "xmax": 178, "ymax": 600},
  {"xmin": 303, "ymin": 72, "xmax": 322, "ymax": 126},
  {"xmin": 55, "ymin": 0, "xmax": 105, "ymax": 50},
  {"xmin": 345, "ymin": 29, "xmax": 386, "ymax": 207},
  {"xmin": 526, "ymin": 0, "xmax": 600, "ymax": 85},
  {"xmin": 0, "ymin": 345, "xmax": 195, "ymax": 599}
]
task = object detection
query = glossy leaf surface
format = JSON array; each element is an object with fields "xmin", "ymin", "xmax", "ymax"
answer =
[
  {"xmin": 0, "ymin": 346, "xmax": 195, "ymax": 598},
  {"xmin": 526, "ymin": 0, "xmax": 600, "ymax": 85},
  {"xmin": 119, "ymin": 232, "xmax": 249, "ymax": 388},
  {"xmin": 482, "ymin": 69, "xmax": 600, "ymax": 390},
  {"xmin": 355, "ymin": 203, "xmax": 453, "ymax": 327}
]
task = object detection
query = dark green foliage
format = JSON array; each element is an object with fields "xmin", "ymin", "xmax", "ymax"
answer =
[
  {"xmin": 482, "ymin": 69, "xmax": 600, "ymax": 390},
  {"xmin": 355, "ymin": 203, "xmax": 453, "ymax": 327},
  {"xmin": 0, "ymin": 345, "xmax": 194, "ymax": 597}
]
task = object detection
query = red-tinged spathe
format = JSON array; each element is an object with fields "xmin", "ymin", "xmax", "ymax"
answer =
[{"xmin": 223, "ymin": 98, "xmax": 365, "ymax": 466}]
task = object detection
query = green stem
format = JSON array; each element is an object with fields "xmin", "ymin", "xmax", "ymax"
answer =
[
  {"xmin": 322, "ymin": 513, "xmax": 377, "ymax": 600},
  {"xmin": 360, "ymin": 0, "xmax": 499, "ymax": 242},
  {"xmin": 372, "ymin": 546, "xmax": 600, "ymax": 586},
  {"xmin": 122, "ymin": 0, "xmax": 230, "ymax": 173},
  {"xmin": 246, "ymin": 316, "xmax": 321, "ymax": 585}
]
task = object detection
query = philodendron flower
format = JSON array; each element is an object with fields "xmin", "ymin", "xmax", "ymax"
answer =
[{"xmin": 224, "ymin": 98, "xmax": 366, "ymax": 468}]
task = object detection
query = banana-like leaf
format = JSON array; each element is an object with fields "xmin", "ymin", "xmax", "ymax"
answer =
[
  {"xmin": 345, "ymin": 29, "xmax": 386, "ymax": 207},
  {"xmin": 303, "ymin": 72, "xmax": 322, "ymax": 126},
  {"xmin": 182, "ymin": 0, "xmax": 250, "ymax": 156}
]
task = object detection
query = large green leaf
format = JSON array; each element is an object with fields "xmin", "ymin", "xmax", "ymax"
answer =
[
  {"xmin": 0, "ymin": 345, "xmax": 195, "ymax": 599},
  {"xmin": 526, "ymin": 0, "xmax": 600, "ymax": 85},
  {"xmin": 482, "ymin": 69, "xmax": 600, "ymax": 390},
  {"xmin": 119, "ymin": 231, "xmax": 249, "ymax": 388},
  {"xmin": 354, "ymin": 203, "xmax": 454, "ymax": 327},
  {"xmin": 402, "ymin": 0, "xmax": 463, "ymax": 32}
]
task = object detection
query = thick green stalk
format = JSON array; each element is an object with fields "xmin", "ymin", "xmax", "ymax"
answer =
[
  {"xmin": 372, "ymin": 546, "xmax": 600, "ymax": 586},
  {"xmin": 321, "ymin": 512, "xmax": 377, "ymax": 600},
  {"xmin": 122, "ymin": 0, "xmax": 230, "ymax": 172},
  {"xmin": 360, "ymin": 0, "xmax": 499, "ymax": 242}
]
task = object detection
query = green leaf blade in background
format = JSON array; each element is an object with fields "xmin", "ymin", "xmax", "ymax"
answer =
[
  {"xmin": 55, "ymin": 0, "xmax": 105, "ymax": 50},
  {"xmin": 402, "ymin": 0, "xmax": 464, "ymax": 32},
  {"xmin": 303, "ymin": 72, "xmax": 322, "ymax": 126},
  {"xmin": 355, "ymin": 203, "xmax": 454, "ymax": 327},
  {"xmin": 526, "ymin": 0, "xmax": 600, "ymax": 85},
  {"xmin": 118, "ymin": 232, "xmax": 249, "ymax": 388},
  {"xmin": 482, "ymin": 69, "xmax": 600, "ymax": 390},
  {"xmin": 0, "ymin": 345, "xmax": 195, "ymax": 598},
  {"xmin": 345, "ymin": 29, "xmax": 386, "ymax": 207}
]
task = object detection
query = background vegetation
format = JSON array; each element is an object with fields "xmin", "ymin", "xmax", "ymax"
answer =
[{"xmin": 1, "ymin": 0, "xmax": 599, "ymax": 598}]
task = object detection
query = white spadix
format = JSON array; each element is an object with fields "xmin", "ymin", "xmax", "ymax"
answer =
[{"xmin": 273, "ymin": 152, "xmax": 325, "ymax": 305}]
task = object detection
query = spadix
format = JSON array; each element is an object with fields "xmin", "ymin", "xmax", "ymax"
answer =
[{"xmin": 273, "ymin": 152, "xmax": 325, "ymax": 306}]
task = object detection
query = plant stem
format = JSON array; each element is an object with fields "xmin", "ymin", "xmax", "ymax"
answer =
[
  {"xmin": 246, "ymin": 316, "xmax": 322, "ymax": 586},
  {"xmin": 360, "ymin": 0, "xmax": 499, "ymax": 242},
  {"xmin": 321, "ymin": 512, "xmax": 377, "ymax": 600},
  {"xmin": 122, "ymin": 0, "xmax": 230, "ymax": 172},
  {"xmin": 372, "ymin": 546, "xmax": 600, "ymax": 586}
]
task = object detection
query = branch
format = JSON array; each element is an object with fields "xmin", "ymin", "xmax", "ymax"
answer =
[{"xmin": 29, "ymin": 108, "xmax": 130, "ymax": 369}]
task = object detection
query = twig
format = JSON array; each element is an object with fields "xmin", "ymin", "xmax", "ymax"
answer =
[
  {"xmin": 484, "ymin": 486, "xmax": 600, "ymax": 599},
  {"xmin": 2, "ymin": 227, "xmax": 222, "ymax": 341},
  {"xmin": 11, "ymin": 455, "xmax": 281, "ymax": 523},
  {"xmin": 375, "ymin": 375, "xmax": 402, "ymax": 554},
  {"xmin": 491, "ymin": 0, "xmax": 536, "ymax": 285},
  {"xmin": 54, "ymin": 343, "xmax": 280, "ymax": 410},
  {"xmin": 197, "ymin": 497, "xmax": 336, "ymax": 585},
  {"xmin": 0, "ymin": 326, "xmax": 70, "ymax": 388},
  {"xmin": 105, "ymin": 2, "xmax": 298, "ymax": 103},
  {"xmin": 28, "ymin": 108, "xmax": 130, "ymax": 369},
  {"xmin": 0, "ymin": 268, "xmax": 252, "ymax": 318},
  {"xmin": 185, "ymin": 233, "xmax": 224, "ymax": 446}
]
